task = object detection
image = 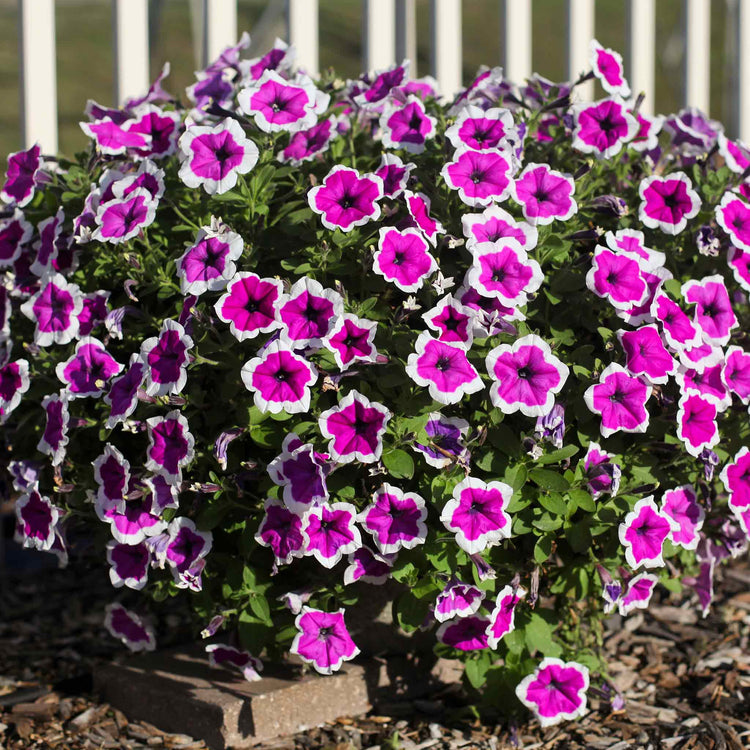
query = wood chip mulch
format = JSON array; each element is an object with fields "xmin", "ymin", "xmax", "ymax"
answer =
[{"xmin": 0, "ymin": 555, "xmax": 748, "ymax": 749}]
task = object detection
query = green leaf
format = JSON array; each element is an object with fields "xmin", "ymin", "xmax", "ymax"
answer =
[
  {"xmin": 394, "ymin": 592, "xmax": 431, "ymax": 632},
  {"xmin": 565, "ymin": 521, "xmax": 592, "ymax": 553},
  {"xmin": 524, "ymin": 613, "xmax": 558, "ymax": 656},
  {"xmin": 529, "ymin": 468, "xmax": 570, "ymax": 492},
  {"xmin": 538, "ymin": 491, "xmax": 568, "ymax": 516},
  {"xmin": 249, "ymin": 595, "xmax": 272, "ymax": 625},
  {"xmin": 533, "ymin": 534, "xmax": 554, "ymax": 563},
  {"xmin": 382, "ymin": 448, "xmax": 415, "ymax": 479},
  {"xmin": 536, "ymin": 445, "xmax": 579, "ymax": 465},
  {"xmin": 464, "ymin": 653, "xmax": 492, "ymax": 690},
  {"xmin": 504, "ymin": 464, "xmax": 528, "ymax": 492}
]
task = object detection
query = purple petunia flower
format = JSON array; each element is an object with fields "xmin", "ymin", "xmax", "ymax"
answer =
[
  {"xmin": 586, "ymin": 247, "xmax": 648, "ymax": 311},
  {"xmin": 373, "ymin": 227, "xmax": 437, "ymax": 293},
  {"xmin": 727, "ymin": 245, "xmax": 750, "ymax": 292},
  {"xmin": 241, "ymin": 339, "xmax": 317, "ymax": 414},
  {"xmin": 650, "ymin": 291, "xmax": 700, "ymax": 350},
  {"xmin": 318, "ymin": 390, "xmax": 391, "ymax": 464},
  {"xmin": 277, "ymin": 116, "xmax": 337, "ymax": 165},
  {"xmin": 0, "ymin": 207, "xmax": 33, "ymax": 268},
  {"xmin": 589, "ymin": 39, "xmax": 631, "ymax": 98},
  {"xmin": 374, "ymin": 153, "xmax": 415, "ymax": 198},
  {"xmin": 616, "ymin": 325, "xmax": 675, "ymax": 384},
  {"xmin": 434, "ymin": 580, "xmax": 485, "ymax": 623},
  {"xmin": 125, "ymin": 105, "xmax": 182, "ymax": 160},
  {"xmin": 178, "ymin": 118, "xmax": 259, "ymax": 195},
  {"xmin": 104, "ymin": 354, "xmax": 146, "ymax": 428},
  {"xmin": 468, "ymin": 238, "xmax": 543, "ymax": 305},
  {"xmin": 441, "ymin": 476, "xmax": 512, "ymax": 554},
  {"xmin": 605, "ymin": 228, "xmax": 666, "ymax": 270},
  {"xmin": 678, "ymin": 341, "xmax": 724, "ymax": 373},
  {"xmin": 303, "ymin": 502, "xmax": 362, "ymax": 568},
  {"xmin": 290, "ymin": 607, "xmax": 359, "ymax": 675},
  {"xmin": 406, "ymin": 332, "xmax": 483, "ymax": 406},
  {"xmin": 145, "ymin": 411, "xmax": 195, "ymax": 483},
  {"xmin": 206, "ymin": 644, "xmax": 263, "ymax": 683},
  {"xmin": 96, "ymin": 487, "xmax": 167, "ymax": 546},
  {"xmin": 106, "ymin": 540, "xmax": 150, "ymax": 590},
  {"xmin": 462, "ymin": 204, "xmax": 538, "ymax": 251},
  {"xmin": 516, "ymin": 659, "xmax": 589, "ymax": 728},
  {"xmin": 441, "ymin": 147, "xmax": 514, "ymax": 207},
  {"xmin": 583, "ymin": 442, "xmax": 621, "ymax": 499},
  {"xmin": 255, "ymin": 497, "xmax": 308, "ymax": 566},
  {"xmin": 0, "ymin": 358, "xmax": 30, "ymax": 423},
  {"xmin": 619, "ymin": 497, "xmax": 674, "ymax": 569},
  {"xmin": 683, "ymin": 275, "xmax": 738, "ymax": 347},
  {"xmin": 618, "ymin": 572, "xmax": 658, "ymax": 616},
  {"xmin": 380, "ymin": 95, "xmax": 436, "ymax": 154},
  {"xmin": 343, "ymin": 546, "xmax": 394, "ymax": 586},
  {"xmin": 56, "ymin": 337, "xmax": 123, "ymax": 398},
  {"xmin": 177, "ymin": 221, "xmax": 244, "ymax": 296},
  {"xmin": 571, "ymin": 99, "xmax": 637, "ymax": 159},
  {"xmin": 267, "ymin": 434, "xmax": 330, "ymax": 514},
  {"xmin": 676, "ymin": 363, "xmax": 731, "ymax": 412},
  {"xmin": 111, "ymin": 160, "xmax": 166, "ymax": 203},
  {"xmin": 718, "ymin": 132, "xmax": 750, "ymax": 173},
  {"xmin": 422, "ymin": 295, "xmax": 475, "ymax": 348},
  {"xmin": 665, "ymin": 107, "xmax": 722, "ymax": 155},
  {"xmin": 323, "ymin": 314, "xmax": 378, "ymax": 371},
  {"xmin": 238, "ymin": 71, "xmax": 325, "ymax": 134},
  {"xmin": 720, "ymin": 446, "xmax": 750, "ymax": 517},
  {"xmin": 93, "ymin": 443, "xmax": 131, "ymax": 510},
  {"xmin": 535, "ymin": 402, "xmax": 566, "ymax": 449},
  {"xmin": 722, "ymin": 346, "xmax": 750, "ymax": 403},
  {"xmin": 104, "ymin": 603, "xmax": 156, "ymax": 652},
  {"xmin": 278, "ymin": 277, "xmax": 344, "ymax": 348},
  {"xmin": 358, "ymin": 483, "xmax": 427, "ymax": 555},
  {"xmin": 512, "ymin": 163, "xmax": 577, "ymax": 226},
  {"xmin": 31, "ymin": 207, "xmax": 64, "ymax": 277},
  {"xmin": 38, "ymin": 392, "xmax": 70, "ymax": 466},
  {"xmin": 485, "ymin": 585, "xmax": 525, "ymax": 648},
  {"xmin": 1, "ymin": 143, "xmax": 43, "ymax": 207},
  {"xmin": 165, "ymin": 516, "xmax": 212, "ymax": 580},
  {"xmin": 638, "ymin": 172, "xmax": 701, "ymax": 235},
  {"xmin": 445, "ymin": 105, "xmax": 518, "ymax": 152},
  {"xmin": 661, "ymin": 485, "xmax": 704, "ymax": 550},
  {"xmin": 485, "ymin": 334, "xmax": 569, "ymax": 418},
  {"xmin": 630, "ymin": 110, "xmax": 665, "ymax": 153},
  {"xmin": 20, "ymin": 273, "xmax": 83, "ymax": 347},
  {"xmin": 81, "ymin": 117, "xmax": 151, "ymax": 156},
  {"xmin": 92, "ymin": 188, "xmax": 157, "ymax": 245},
  {"xmin": 215, "ymin": 272, "xmax": 283, "ymax": 341},
  {"xmin": 77, "ymin": 290, "xmax": 111, "ymax": 338},
  {"xmin": 583, "ymin": 363, "xmax": 651, "ymax": 438},
  {"xmin": 436, "ymin": 614, "xmax": 490, "ymax": 651},
  {"xmin": 308, "ymin": 165, "xmax": 383, "ymax": 232},
  {"xmin": 140, "ymin": 319, "xmax": 194, "ymax": 397},
  {"xmin": 15, "ymin": 486, "xmax": 61, "ymax": 551},
  {"xmin": 404, "ymin": 191, "xmax": 444, "ymax": 246},
  {"xmin": 144, "ymin": 473, "xmax": 180, "ymax": 513},
  {"xmin": 413, "ymin": 412, "xmax": 470, "ymax": 469}
]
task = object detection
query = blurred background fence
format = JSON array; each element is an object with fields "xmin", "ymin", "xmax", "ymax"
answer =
[{"xmin": 4, "ymin": 0, "xmax": 750, "ymax": 159}]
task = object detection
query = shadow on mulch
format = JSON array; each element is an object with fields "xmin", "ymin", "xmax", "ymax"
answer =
[{"xmin": 0, "ymin": 545, "xmax": 748, "ymax": 749}]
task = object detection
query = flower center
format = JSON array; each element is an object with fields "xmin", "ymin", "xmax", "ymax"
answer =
[
  {"xmin": 492, "ymin": 267, "xmax": 506, "ymax": 283},
  {"xmin": 318, "ymin": 626, "xmax": 332, "ymax": 638},
  {"xmin": 701, "ymin": 304, "xmax": 717, "ymax": 318},
  {"xmin": 609, "ymin": 390, "xmax": 625, "ymax": 404},
  {"xmin": 517, "ymin": 366, "xmax": 531, "ymax": 379},
  {"xmin": 408, "ymin": 113, "xmax": 423, "ymax": 131},
  {"xmin": 245, "ymin": 299, "xmax": 258, "ymax": 313},
  {"xmin": 662, "ymin": 191, "xmax": 679, "ymax": 209},
  {"xmin": 339, "ymin": 194, "xmax": 355, "ymax": 209},
  {"xmin": 353, "ymin": 417, "xmax": 370, "ymax": 435},
  {"xmin": 274, "ymin": 368, "xmax": 290, "ymax": 382},
  {"xmin": 470, "ymin": 170, "xmax": 485, "ymax": 184},
  {"xmin": 392, "ymin": 251, "xmax": 405, "ymax": 265},
  {"xmin": 435, "ymin": 355, "xmax": 452, "ymax": 372}
]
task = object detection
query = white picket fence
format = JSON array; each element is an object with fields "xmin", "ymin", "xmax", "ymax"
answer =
[{"xmin": 17, "ymin": 0, "xmax": 750, "ymax": 155}]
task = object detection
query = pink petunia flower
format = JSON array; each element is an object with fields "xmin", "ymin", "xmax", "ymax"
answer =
[
  {"xmin": 318, "ymin": 390, "xmax": 391, "ymax": 464},
  {"xmin": 441, "ymin": 147, "xmax": 514, "ymax": 207},
  {"xmin": 178, "ymin": 118, "xmax": 259, "ymax": 195},
  {"xmin": 110, "ymin": 160, "xmax": 166, "ymax": 203},
  {"xmin": 516, "ymin": 659, "xmax": 590, "ymax": 727},
  {"xmin": 145, "ymin": 411, "xmax": 195, "ymax": 483},
  {"xmin": 605, "ymin": 228, "xmax": 666, "ymax": 270},
  {"xmin": 584, "ymin": 442, "xmax": 621, "ymax": 499},
  {"xmin": 434, "ymin": 580, "xmax": 485, "ymax": 623},
  {"xmin": 140, "ymin": 319, "xmax": 194, "ymax": 397},
  {"xmin": 422, "ymin": 295, "xmax": 476, "ymax": 348},
  {"xmin": 255, "ymin": 497, "xmax": 307, "ymax": 566},
  {"xmin": 618, "ymin": 496, "xmax": 674, "ymax": 569},
  {"xmin": 650, "ymin": 291, "xmax": 701, "ymax": 350},
  {"xmin": 323, "ymin": 314, "xmax": 378, "ymax": 371},
  {"xmin": 374, "ymin": 153, "xmax": 415, "ymax": 198},
  {"xmin": 440, "ymin": 476, "xmax": 512, "ymax": 554},
  {"xmin": 165, "ymin": 517, "xmax": 212, "ymax": 580},
  {"xmin": 715, "ymin": 191, "xmax": 750, "ymax": 251},
  {"xmin": 720, "ymin": 446, "xmax": 750, "ymax": 515},
  {"xmin": 583, "ymin": 363, "xmax": 651, "ymax": 438},
  {"xmin": 80, "ymin": 117, "xmax": 151, "ymax": 156},
  {"xmin": 661, "ymin": 486, "xmax": 704, "ymax": 550},
  {"xmin": 104, "ymin": 603, "xmax": 156, "ymax": 652},
  {"xmin": 404, "ymin": 191, "xmax": 444, "ymax": 246},
  {"xmin": 307, "ymin": 165, "xmax": 383, "ymax": 232},
  {"xmin": 0, "ymin": 208, "xmax": 33, "ymax": 268},
  {"xmin": 722, "ymin": 346, "xmax": 750, "ymax": 403},
  {"xmin": 571, "ymin": 99, "xmax": 637, "ymax": 159},
  {"xmin": 278, "ymin": 277, "xmax": 344, "ymax": 348},
  {"xmin": 718, "ymin": 132, "xmax": 750, "ymax": 173},
  {"xmin": 462, "ymin": 204, "xmax": 538, "ymax": 251},
  {"xmin": 56, "ymin": 336, "xmax": 123, "ymax": 398},
  {"xmin": 215, "ymin": 272, "xmax": 283, "ymax": 341},
  {"xmin": 277, "ymin": 117, "xmax": 337, "ymax": 165},
  {"xmin": 343, "ymin": 547, "xmax": 394, "ymax": 586},
  {"xmin": 206, "ymin": 644, "xmax": 263, "ymax": 683},
  {"xmin": 727, "ymin": 245, "xmax": 750, "ymax": 292},
  {"xmin": 15, "ymin": 486, "xmax": 61, "ymax": 551},
  {"xmin": 303, "ymin": 502, "xmax": 362, "ymax": 568},
  {"xmin": 290, "ymin": 607, "xmax": 359, "ymax": 675},
  {"xmin": 512, "ymin": 163, "xmax": 577, "ymax": 226},
  {"xmin": 31, "ymin": 207, "xmax": 64, "ymax": 277},
  {"xmin": 413, "ymin": 412, "xmax": 470, "ymax": 469},
  {"xmin": 177, "ymin": 221, "xmax": 244, "ymax": 296},
  {"xmin": 589, "ymin": 39, "xmax": 631, "ymax": 98},
  {"xmin": 678, "ymin": 341, "xmax": 724, "ymax": 373},
  {"xmin": 638, "ymin": 172, "xmax": 701, "ymax": 235},
  {"xmin": 468, "ymin": 239, "xmax": 543, "ymax": 305},
  {"xmin": 373, "ymin": 227, "xmax": 437, "ymax": 293},
  {"xmin": 0, "ymin": 358, "xmax": 30, "ymax": 423},
  {"xmin": 629, "ymin": 110, "xmax": 665, "ymax": 152},
  {"xmin": 38, "ymin": 392, "xmax": 70, "ymax": 466},
  {"xmin": 20, "ymin": 273, "xmax": 83, "ymax": 347},
  {"xmin": 586, "ymin": 247, "xmax": 648, "ymax": 311},
  {"xmin": 93, "ymin": 443, "xmax": 130, "ymax": 511},
  {"xmin": 380, "ymin": 95, "xmax": 436, "ymax": 154},
  {"xmin": 125, "ymin": 104, "xmax": 181, "ymax": 160},
  {"xmin": 675, "ymin": 363, "xmax": 731, "ymax": 412},
  {"xmin": 617, "ymin": 325, "xmax": 675, "ymax": 384},
  {"xmin": 358, "ymin": 483, "xmax": 427, "ymax": 555},
  {"xmin": 485, "ymin": 585, "xmax": 525, "ymax": 648},
  {"xmin": 682, "ymin": 275, "xmax": 737, "ymax": 346},
  {"xmin": 445, "ymin": 105, "xmax": 518, "ymax": 152},
  {"xmin": 436, "ymin": 614, "xmax": 490, "ymax": 651},
  {"xmin": 241, "ymin": 339, "xmax": 317, "ymax": 414},
  {"xmin": 96, "ymin": 485, "xmax": 166, "ymax": 546},
  {"xmin": 267, "ymin": 434, "xmax": 330, "ymax": 514},
  {"xmin": 106, "ymin": 540, "xmax": 150, "ymax": 590},
  {"xmin": 406, "ymin": 332, "xmax": 483, "ymax": 406},
  {"xmin": 485, "ymin": 334, "xmax": 569, "ymax": 417},
  {"xmin": 92, "ymin": 188, "xmax": 157, "ymax": 245},
  {"xmin": 1, "ymin": 143, "xmax": 43, "ymax": 207},
  {"xmin": 104, "ymin": 354, "xmax": 146, "ymax": 428},
  {"xmin": 618, "ymin": 573, "xmax": 658, "ymax": 616}
]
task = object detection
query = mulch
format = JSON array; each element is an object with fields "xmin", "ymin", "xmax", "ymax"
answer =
[{"xmin": 0, "ymin": 551, "xmax": 748, "ymax": 750}]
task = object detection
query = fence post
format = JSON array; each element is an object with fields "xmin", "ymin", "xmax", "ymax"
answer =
[
  {"xmin": 396, "ymin": 0, "xmax": 417, "ymax": 76},
  {"xmin": 287, "ymin": 0, "xmax": 319, "ymax": 77},
  {"xmin": 684, "ymin": 0, "xmax": 711, "ymax": 114},
  {"xmin": 202, "ymin": 0, "xmax": 238, "ymax": 68},
  {"xmin": 363, "ymin": 0, "xmax": 396, "ymax": 73},
  {"xmin": 501, "ymin": 0, "xmax": 532, "ymax": 86},
  {"xmin": 431, "ymin": 0, "xmax": 462, "ymax": 98},
  {"xmin": 626, "ymin": 0, "xmax": 655, "ymax": 116},
  {"xmin": 566, "ymin": 0, "xmax": 594, "ymax": 102},
  {"xmin": 18, "ymin": 0, "xmax": 58, "ymax": 153},
  {"xmin": 113, "ymin": 0, "xmax": 150, "ymax": 105}
]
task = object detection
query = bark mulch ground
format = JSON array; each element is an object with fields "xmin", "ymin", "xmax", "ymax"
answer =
[{"xmin": 0, "ymin": 557, "xmax": 748, "ymax": 750}]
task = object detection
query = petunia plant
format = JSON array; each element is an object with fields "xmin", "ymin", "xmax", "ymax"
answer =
[{"xmin": 3, "ymin": 33, "xmax": 750, "ymax": 729}]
